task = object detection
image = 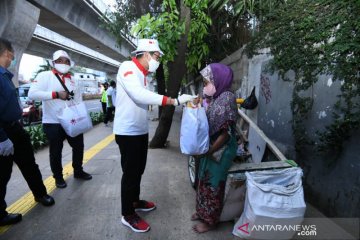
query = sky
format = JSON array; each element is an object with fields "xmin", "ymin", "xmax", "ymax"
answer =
[
  {"xmin": 103, "ymin": 0, "xmax": 117, "ymax": 9},
  {"xmin": 19, "ymin": 54, "xmax": 46, "ymax": 81}
]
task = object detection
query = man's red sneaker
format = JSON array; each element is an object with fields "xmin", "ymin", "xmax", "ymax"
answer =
[
  {"xmin": 121, "ymin": 213, "xmax": 150, "ymax": 233},
  {"xmin": 134, "ymin": 200, "xmax": 156, "ymax": 212}
]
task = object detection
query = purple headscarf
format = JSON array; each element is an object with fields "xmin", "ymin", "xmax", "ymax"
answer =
[
  {"xmin": 200, "ymin": 63, "xmax": 238, "ymax": 136},
  {"xmin": 200, "ymin": 63, "xmax": 233, "ymax": 98}
]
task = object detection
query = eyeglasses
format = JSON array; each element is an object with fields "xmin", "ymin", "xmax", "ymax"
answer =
[
  {"xmin": 151, "ymin": 52, "xmax": 161, "ymax": 61},
  {"xmin": 54, "ymin": 58, "xmax": 70, "ymax": 65}
]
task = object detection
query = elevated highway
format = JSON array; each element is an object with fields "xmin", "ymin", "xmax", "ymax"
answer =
[
  {"xmin": 0, "ymin": 0, "xmax": 134, "ymax": 86},
  {"xmin": 27, "ymin": 0, "xmax": 134, "ymax": 62},
  {"xmin": 27, "ymin": 25, "xmax": 120, "ymax": 74}
]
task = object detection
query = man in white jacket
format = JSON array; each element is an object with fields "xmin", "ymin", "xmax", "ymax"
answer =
[
  {"xmin": 114, "ymin": 39, "xmax": 195, "ymax": 233},
  {"xmin": 29, "ymin": 50, "xmax": 92, "ymax": 189}
]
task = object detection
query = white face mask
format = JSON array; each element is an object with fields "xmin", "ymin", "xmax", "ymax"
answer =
[
  {"xmin": 147, "ymin": 54, "xmax": 160, "ymax": 72},
  {"xmin": 54, "ymin": 63, "xmax": 71, "ymax": 74}
]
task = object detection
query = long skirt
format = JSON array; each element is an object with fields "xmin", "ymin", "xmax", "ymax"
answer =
[{"xmin": 195, "ymin": 134, "xmax": 237, "ymax": 225}]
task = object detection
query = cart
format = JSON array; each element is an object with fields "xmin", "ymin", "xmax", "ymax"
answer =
[{"xmin": 188, "ymin": 108, "xmax": 293, "ymax": 189}]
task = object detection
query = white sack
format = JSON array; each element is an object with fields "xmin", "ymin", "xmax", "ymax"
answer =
[{"xmin": 233, "ymin": 167, "xmax": 306, "ymax": 239}]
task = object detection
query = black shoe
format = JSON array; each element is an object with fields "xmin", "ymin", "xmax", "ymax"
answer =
[
  {"xmin": 0, "ymin": 213, "xmax": 22, "ymax": 226},
  {"xmin": 55, "ymin": 178, "xmax": 67, "ymax": 188},
  {"xmin": 74, "ymin": 171, "xmax": 92, "ymax": 180},
  {"xmin": 34, "ymin": 195, "xmax": 55, "ymax": 206}
]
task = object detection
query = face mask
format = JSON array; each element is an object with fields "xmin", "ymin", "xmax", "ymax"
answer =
[
  {"xmin": 9, "ymin": 59, "xmax": 16, "ymax": 69},
  {"xmin": 54, "ymin": 63, "xmax": 71, "ymax": 74},
  {"xmin": 203, "ymin": 82, "xmax": 216, "ymax": 97},
  {"xmin": 147, "ymin": 54, "xmax": 160, "ymax": 72}
]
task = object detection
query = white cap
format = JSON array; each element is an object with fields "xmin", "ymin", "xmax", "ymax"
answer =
[
  {"xmin": 131, "ymin": 39, "xmax": 164, "ymax": 56},
  {"xmin": 50, "ymin": 50, "xmax": 75, "ymax": 67}
]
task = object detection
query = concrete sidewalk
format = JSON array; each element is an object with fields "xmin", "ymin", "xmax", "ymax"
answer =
[
  {"xmin": 1, "ymin": 107, "xmax": 357, "ymax": 240},
  {"xmin": 1, "ymin": 108, "xmax": 238, "ymax": 240}
]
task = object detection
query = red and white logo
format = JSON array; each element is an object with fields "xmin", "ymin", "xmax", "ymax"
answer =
[
  {"xmin": 124, "ymin": 71, "xmax": 133, "ymax": 77},
  {"xmin": 238, "ymin": 223, "xmax": 250, "ymax": 234}
]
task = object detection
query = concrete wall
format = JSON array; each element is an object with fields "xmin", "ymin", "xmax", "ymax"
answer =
[
  {"xmin": 222, "ymin": 47, "xmax": 360, "ymax": 218},
  {"xmin": 221, "ymin": 47, "xmax": 272, "ymax": 124},
  {"xmin": 0, "ymin": 0, "xmax": 40, "ymax": 87}
]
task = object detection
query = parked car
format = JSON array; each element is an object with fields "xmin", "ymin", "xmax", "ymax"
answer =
[
  {"xmin": 18, "ymin": 83, "xmax": 31, "ymax": 106},
  {"xmin": 18, "ymin": 83, "xmax": 42, "ymax": 125}
]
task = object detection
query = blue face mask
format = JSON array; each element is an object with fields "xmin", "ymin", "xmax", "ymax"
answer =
[{"xmin": 9, "ymin": 59, "xmax": 16, "ymax": 68}]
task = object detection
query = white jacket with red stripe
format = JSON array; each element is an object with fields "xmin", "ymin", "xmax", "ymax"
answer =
[
  {"xmin": 28, "ymin": 70, "xmax": 82, "ymax": 124},
  {"xmin": 113, "ymin": 59, "xmax": 166, "ymax": 135}
]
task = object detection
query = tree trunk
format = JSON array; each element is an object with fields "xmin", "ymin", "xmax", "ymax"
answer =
[
  {"xmin": 149, "ymin": 1, "xmax": 191, "ymax": 148},
  {"xmin": 156, "ymin": 63, "xmax": 166, "ymax": 118}
]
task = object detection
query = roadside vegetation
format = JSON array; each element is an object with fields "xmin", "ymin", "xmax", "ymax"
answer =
[
  {"xmin": 245, "ymin": 0, "xmax": 360, "ymax": 161},
  {"xmin": 102, "ymin": 0, "xmax": 282, "ymax": 147},
  {"xmin": 24, "ymin": 112, "xmax": 104, "ymax": 151},
  {"xmin": 103, "ymin": 0, "xmax": 359, "ymax": 160}
]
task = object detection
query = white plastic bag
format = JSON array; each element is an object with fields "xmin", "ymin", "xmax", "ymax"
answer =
[
  {"xmin": 233, "ymin": 167, "xmax": 306, "ymax": 239},
  {"xmin": 58, "ymin": 101, "xmax": 93, "ymax": 137},
  {"xmin": 180, "ymin": 106, "xmax": 209, "ymax": 155}
]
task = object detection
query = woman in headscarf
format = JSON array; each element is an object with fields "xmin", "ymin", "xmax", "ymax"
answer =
[{"xmin": 192, "ymin": 63, "xmax": 238, "ymax": 233}]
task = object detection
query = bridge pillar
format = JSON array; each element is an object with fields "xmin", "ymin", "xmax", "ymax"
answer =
[{"xmin": 0, "ymin": 0, "xmax": 39, "ymax": 87}]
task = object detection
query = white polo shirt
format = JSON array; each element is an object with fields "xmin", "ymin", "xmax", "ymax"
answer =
[{"xmin": 113, "ymin": 58, "xmax": 166, "ymax": 135}]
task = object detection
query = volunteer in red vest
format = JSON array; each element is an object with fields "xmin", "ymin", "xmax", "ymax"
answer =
[
  {"xmin": 28, "ymin": 50, "xmax": 92, "ymax": 189},
  {"xmin": 114, "ymin": 39, "xmax": 195, "ymax": 233}
]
